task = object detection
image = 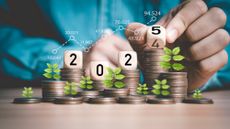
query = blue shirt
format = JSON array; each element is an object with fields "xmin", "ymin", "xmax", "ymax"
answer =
[{"xmin": 0, "ymin": 0, "xmax": 229, "ymax": 90}]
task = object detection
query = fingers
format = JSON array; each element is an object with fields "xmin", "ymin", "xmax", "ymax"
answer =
[
  {"xmin": 186, "ymin": 7, "xmax": 227, "ymax": 42},
  {"xmin": 188, "ymin": 29, "xmax": 230, "ymax": 61},
  {"xmin": 125, "ymin": 22, "xmax": 148, "ymax": 52},
  {"xmin": 188, "ymin": 50, "xmax": 228, "ymax": 90},
  {"xmin": 166, "ymin": 0, "xmax": 208, "ymax": 43}
]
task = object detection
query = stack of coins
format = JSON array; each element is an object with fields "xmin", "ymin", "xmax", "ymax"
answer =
[
  {"xmin": 142, "ymin": 48, "xmax": 166, "ymax": 88},
  {"xmin": 60, "ymin": 68, "xmax": 84, "ymax": 84},
  {"xmin": 92, "ymin": 80, "xmax": 106, "ymax": 90},
  {"xmin": 122, "ymin": 70, "xmax": 140, "ymax": 95},
  {"xmin": 54, "ymin": 97, "xmax": 83, "ymax": 104},
  {"xmin": 103, "ymin": 88, "xmax": 129, "ymax": 97},
  {"xmin": 41, "ymin": 80, "xmax": 66, "ymax": 102},
  {"xmin": 117, "ymin": 96, "xmax": 145, "ymax": 104},
  {"xmin": 160, "ymin": 72, "xmax": 188, "ymax": 102}
]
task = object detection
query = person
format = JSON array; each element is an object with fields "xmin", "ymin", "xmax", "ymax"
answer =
[{"xmin": 0, "ymin": 0, "xmax": 229, "ymax": 91}]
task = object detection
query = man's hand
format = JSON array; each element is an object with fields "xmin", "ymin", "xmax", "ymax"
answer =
[
  {"xmin": 83, "ymin": 34, "xmax": 133, "ymax": 76},
  {"xmin": 125, "ymin": 0, "xmax": 230, "ymax": 91}
]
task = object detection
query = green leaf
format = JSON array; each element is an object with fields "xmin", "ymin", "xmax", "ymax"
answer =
[
  {"xmin": 161, "ymin": 79, "xmax": 167, "ymax": 85},
  {"xmin": 53, "ymin": 74, "xmax": 61, "ymax": 80},
  {"xmin": 87, "ymin": 85, "xmax": 93, "ymax": 89},
  {"xmin": 53, "ymin": 68, "xmax": 61, "ymax": 73},
  {"xmin": 103, "ymin": 80, "xmax": 113, "ymax": 88},
  {"xmin": 44, "ymin": 68, "xmax": 52, "ymax": 73},
  {"xmin": 115, "ymin": 74, "xmax": 125, "ymax": 80},
  {"xmin": 43, "ymin": 73, "xmax": 52, "ymax": 79},
  {"xmin": 154, "ymin": 79, "xmax": 161, "ymax": 85},
  {"xmin": 161, "ymin": 55, "xmax": 171, "ymax": 62},
  {"xmin": 80, "ymin": 80, "xmax": 86, "ymax": 85},
  {"xmin": 87, "ymin": 80, "xmax": 93, "ymax": 84},
  {"xmin": 172, "ymin": 47, "xmax": 180, "ymax": 55},
  {"xmin": 80, "ymin": 84, "xmax": 86, "ymax": 89},
  {"xmin": 107, "ymin": 67, "xmax": 113, "ymax": 74},
  {"xmin": 152, "ymin": 89, "xmax": 160, "ymax": 95},
  {"xmin": 114, "ymin": 81, "xmax": 125, "ymax": 88},
  {"xmin": 71, "ymin": 90, "xmax": 77, "ymax": 95},
  {"xmin": 143, "ymin": 83, "xmax": 147, "ymax": 87},
  {"xmin": 47, "ymin": 63, "xmax": 52, "ymax": 68},
  {"xmin": 114, "ymin": 67, "xmax": 122, "ymax": 74},
  {"xmin": 163, "ymin": 47, "xmax": 172, "ymax": 55},
  {"xmin": 162, "ymin": 85, "xmax": 170, "ymax": 90},
  {"xmin": 153, "ymin": 84, "xmax": 161, "ymax": 90},
  {"xmin": 52, "ymin": 64, "xmax": 59, "ymax": 69},
  {"xmin": 173, "ymin": 55, "xmax": 184, "ymax": 61},
  {"xmin": 143, "ymin": 91, "xmax": 149, "ymax": 95},
  {"xmin": 172, "ymin": 63, "xmax": 185, "ymax": 71},
  {"xmin": 104, "ymin": 75, "xmax": 113, "ymax": 81},
  {"xmin": 160, "ymin": 62, "xmax": 171, "ymax": 70},
  {"xmin": 86, "ymin": 76, "xmax": 91, "ymax": 80},
  {"xmin": 161, "ymin": 90, "xmax": 170, "ymax": 96}
]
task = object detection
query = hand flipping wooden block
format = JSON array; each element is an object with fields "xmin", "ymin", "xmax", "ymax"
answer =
[
  {"xmin": 90, "ymin": 61, "xmax": 109, "ymax": 80},
  {"xmin": 119, "ymin": 51, "xmax": 137, "ymax": 70},
  {"xmin": 146, "ymin": 25, "xmax": 166, "ymax": 48},
  {"xmin": 64, "ymin": 50, "xmax": 83, "ymax": 69}
]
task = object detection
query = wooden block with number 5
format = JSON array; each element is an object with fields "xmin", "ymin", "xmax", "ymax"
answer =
[
  {"xmin": 90, "ymin": 61, "xmax": 109, "ymax": 80},
  {"xmin": 119, "ymin": 51, "xmax": 137, "ymax": 70},
  {"xmin": 146, "ymin": 25, "xmax": 166, "ymax": 48},
  {"xmin": 64, "ymin": 50, "xmax": 83, "ymax": 69}
]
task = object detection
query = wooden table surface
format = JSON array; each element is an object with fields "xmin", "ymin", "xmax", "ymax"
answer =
[{"xmin": 0, "ymin": 88, "xmax": 229, "ymax": 129}]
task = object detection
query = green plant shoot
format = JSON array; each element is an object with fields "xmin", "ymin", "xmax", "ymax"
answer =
[
  {"xmin": 103, "ymin": 67, "xmax": 126, "ymax": 89},
  {"xmin": 192, "ymin": 89, "xmax": 203, "ymax": 99},
  {"xmin": 136, "ymin": 83, "xmax": 149, "ymax": 95},
  {"xmin": 160, "ymin": 47, "xmax": 185, "ymax": 71},
  {"xmin": 80, "ymin": 76, "xmax": 94, "ymax": 90},
  {"xmin": 152, "ymin": 79, "xmax": 170, "ymax": 97},
  {"xmin": 22, "ymin": 87, "xmax": 33, "ymax": 98},
  {"xmin": 43, "ymin": 63, "xmax": 61, "ymax": 80},
  {"xmin": 64, "ymin": 82, "xmax": 77, "ymax": 96}
]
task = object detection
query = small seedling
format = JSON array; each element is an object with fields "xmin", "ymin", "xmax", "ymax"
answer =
[
  {"xmin": 43, "ymin": 63, "xmax": 61, "ymax": 80},
  {"xmin": 136, "ymin": 83, "xmax": 149, "ymax": 95},
  {"xmin": 64, "ymin": 82, "xmax": 78, "ymax": 96},
  {"xmin": 160, "ymin": 47, "xmax": 185, "ymax": 71},
  {"xmin": 80, "ymin": 76, "xmax": 94, "ymax": 90},
  {"xmin": 103, "ymin": 67, "xmax": 126, "ymax": 89},
  {"xmin": 192, "ymin": 89, "xmax": 203, "ymax": 99},
  {"xmin": 22, "ymin": 87, "xmax": 33, "ymax": 98},
  {"xmin": 152, "ymin": 79, "xmax": 170, "ymax": 97}
]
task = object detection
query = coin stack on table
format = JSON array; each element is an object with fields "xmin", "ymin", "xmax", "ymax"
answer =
[
  {"xmin": 41, "ymin": 80, "xmax": 66, "ymax": 102},
  {"xmin": 60, "ymin": 68, "xmax": 84, "ymax": 86},
  {"xmin": 160, "ymin": 72, "xmax": 188, "ymax": 102},
  {"xmin": 102, "ymin": 88, "xmax": 129, "ymax": 97},
  {"xmin": 122, "ymin": 70, "xmax": 140, "ymax": 95},
  {"xmin": 142, "ymin": 48, "xmax": 166, "ymax": 89}
]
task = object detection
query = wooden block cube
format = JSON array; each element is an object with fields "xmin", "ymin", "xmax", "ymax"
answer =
[
  {"xmin": 119, "ymin": 51, "xmax": 137, "ymax": 70},
  {"xmin": 90, "ymin": 61, "xmax": 109, "ymax": 80},
  {"xmin": 64, "ymin": 50, "xmax": 83, "ymax": 69},
  {"xmin": 146, "ymin": 25, "xmax": 166, "ymax": 48}
]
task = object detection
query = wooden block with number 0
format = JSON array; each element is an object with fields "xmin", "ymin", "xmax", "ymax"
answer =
[
  {"xmin": 90, "ymin": 61, "xmax": 109, "ymax": 80},
  {"xmin": 119, "ymin": 51, "xmax": 137, "ymax": 70},
  {"xmin": 64, "ymin": 50, "xmax": 83, "ymax": 69},
  {"xmin": 146, "ymin": 25, "xmax": 166, "ymax": 48}
]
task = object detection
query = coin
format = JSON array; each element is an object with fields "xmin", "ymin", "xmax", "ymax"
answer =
[
  {"xmin": 103, "ymin": 88, "xmax": 129, "ymax": 97},
  {"xmin": 117, "ymin": 96, "xmax": 145, "ymax": 104},
  {"xmin": 182, "ymin": 97, "xmax": 213, "ymax": 104},
  {"xmin": 54, "ymin": 97, "xmax": 83, "ymax": 104},
  {"xmin": 87, "ymin": 97, "xmax": 116, "ymax": 104},
  {"xmin": 146, "ymin": 97, "xmax": 175, "ymax": 104},
  {"xmin": 13, "ymin": 97, "xmax": 41, "ymax": 104},
  {"xmin": 81, "ymin": 90, "xmax": 100, "ymax": 97}
]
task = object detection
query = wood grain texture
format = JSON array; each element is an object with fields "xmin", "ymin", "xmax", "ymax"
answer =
[{"xmin": 0, "ymin": 88, "xmax": 229, "ymax": 129}]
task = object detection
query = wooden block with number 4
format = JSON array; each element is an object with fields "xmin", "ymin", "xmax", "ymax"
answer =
[
  {"xmin": 64, "ymin": 50, "xmax": 83, "ymax": 69},
  {"xmin": 146, "ymin": 25, "xmax": 166, "ymax": 48},
  {"xmin": 119, "ymin": 51, "xmax": 137, "ymax": 70},
  {"xmin": 90, "ymin": 61, "xmax": 109, "ymax": 80}
]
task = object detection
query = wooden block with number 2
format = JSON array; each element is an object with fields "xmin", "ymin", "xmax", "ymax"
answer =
[
  {"xmin": 146, "ymin": 25, "xmax": 166, "ymax": 48},
  {"xmin": 64, "ymin": 50, "xmax": 83, "ymax": 69},
  {"xmin": 90, "ymin": 61, "xmax": 109, "ymax": 80},
  {"xmin": 119, "ymin": 51, "xmax": 137, "ymax": 70}
]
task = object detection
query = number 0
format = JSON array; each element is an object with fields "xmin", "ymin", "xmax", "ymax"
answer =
[{"xmin": 96, "ymin": 64, "xmax": 103, "ymax": 76}]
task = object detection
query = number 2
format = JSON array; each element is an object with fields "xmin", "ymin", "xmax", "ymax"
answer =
[
  {"xmin": 70, "ymin": 53, "xmax": 77, "ymax": 65},
  {"xmin": 125, "ymin": 54, "xmax": 132, "ymax": 66}
]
